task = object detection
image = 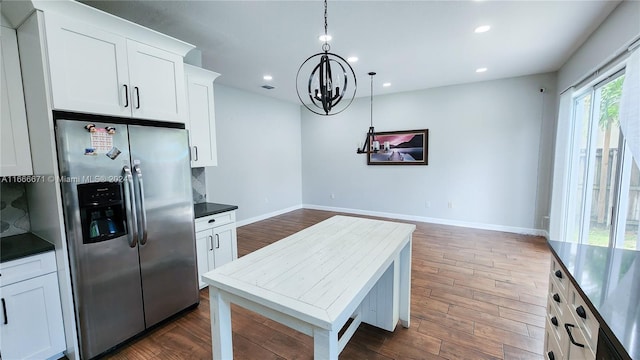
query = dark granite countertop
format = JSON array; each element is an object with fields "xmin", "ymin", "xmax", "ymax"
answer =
[
  {"xmin": 1, "ymin": 233, "xmax": 55, "ymax": 263},
  {"xmin": 547, "ymin": 240, "xmax": 639, "ymax": 359},
  {"xmin": 194, "ymin": 202, "xmax": 238, "ymax": 219}
]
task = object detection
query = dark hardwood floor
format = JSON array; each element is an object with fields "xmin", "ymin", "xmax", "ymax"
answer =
[{"xmin": 103, "ymin": 209, "xmax": 550, "ymax": 360}]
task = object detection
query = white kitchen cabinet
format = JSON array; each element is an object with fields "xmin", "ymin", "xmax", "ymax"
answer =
[
  {"xmin": 43, "ymin": 12, "xmax": 187, "ymax": 123},
  {"xmin": 195, "ymin": 211, "xmax": 238, "ymax": 289},
  {"xmin": 1, "ymin": 25, "xmax": 33, "ymax": 176},
  {"xmin": 184, "ymin": 65, "xmax": 220, "ymax": 167},
  {"xmin": 0, "ymin": 252, "xmax": 65, "ymax": 360},
  {"xmin": 544, "ymin": 256, "xmax": 597, "ymax": 360}
]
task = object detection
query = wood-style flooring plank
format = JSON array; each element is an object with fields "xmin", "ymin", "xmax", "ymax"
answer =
[{"xmin": 100, "ymin": 209, "xmax": 550, "ymax": 360}]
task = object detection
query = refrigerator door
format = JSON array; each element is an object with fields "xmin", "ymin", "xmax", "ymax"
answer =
[
  {"xmin": 128, "ymin": 125, "xmax": 199, "ymax": 327},
  {"xmin": 55, "ymin": 119, "xmax": 145, "ymax": 359}
]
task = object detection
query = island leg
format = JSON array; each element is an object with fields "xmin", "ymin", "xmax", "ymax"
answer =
[
  {"xmin": 209, "ymin": 286, "xmax": 233, "ymax": 360},
  {"xmin": 313, "ymin": 327, "xmax": 338, "ymax": 359},
  {"xmin": 399, "ymin": 237, "xmax": 412, "ymax": 328}
]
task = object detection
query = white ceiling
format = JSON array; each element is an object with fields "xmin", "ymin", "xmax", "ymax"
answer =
[{"xmin": 80, "ymin": 0, "xmax": 620, "ymax": 103}]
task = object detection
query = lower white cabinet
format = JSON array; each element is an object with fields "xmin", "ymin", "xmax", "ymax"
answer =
[
  {"xmin": 0, "ymin": 252, "xmax": 65, "ymax": 360},
  {"xmin": 544, "ymin": 256, "xmax": 597, "ymax": 360},
  {"xmin": 195, "ymin": 211, "xmax": 238, "ymax": 289}
]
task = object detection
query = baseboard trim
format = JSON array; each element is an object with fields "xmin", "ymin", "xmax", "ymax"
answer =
[
  {"xmin": 235, "ymin": 205, "xmax": 303, "ymax": 227},
  {"xmin": 302, "ymin": 204, "xmax": 547, "ymax": 237}
]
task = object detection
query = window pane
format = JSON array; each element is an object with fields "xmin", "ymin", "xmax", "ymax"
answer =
[
  {"xmin": 585, "ymin": 76, "xmax": 624, "ymax": 247},
  {"xmin": 585, "ymin": 116, "xmax": 620, "ymax": 247},
  {"xmin": 566, "ymin": 92, "xmax": 592, "ymax": 243}
]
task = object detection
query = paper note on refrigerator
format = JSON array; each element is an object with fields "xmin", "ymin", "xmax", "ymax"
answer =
[{"xmin": 90, "ymin": 128, "xmax": 113, "ymax": 153}]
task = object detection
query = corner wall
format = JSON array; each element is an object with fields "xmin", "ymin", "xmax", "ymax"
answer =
[
  {"xmin": 206, "ymin": 85, "xmax": 303, "ymax": 224},
  {"xmin": 301, "ymin": 73, "xmax": 558, "ymax": 234}
]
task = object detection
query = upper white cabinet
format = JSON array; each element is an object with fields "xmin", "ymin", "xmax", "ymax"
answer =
[
  {"xmin": 1, "ymin": 25, "xmax": 33, "ymax": 176},
  {"xmin": 43, "ymin": 12, "xmax": 188, "ymax": 123},
  {"xmin": 185, "ymin": 65, "xmax": 219, "ymax": 167}
]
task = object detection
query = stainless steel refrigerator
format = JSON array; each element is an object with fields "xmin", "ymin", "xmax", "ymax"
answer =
[{"xmin": 55, "ymin": 117, "xmax": 199, "ymax": 359}]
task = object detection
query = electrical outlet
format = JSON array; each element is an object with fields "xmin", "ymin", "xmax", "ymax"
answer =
[
  {"xmin": 448, "ymin": 201, "xmax": 453, "ymax": 209},
  {"xmin": 330, "ymin": 193, "xmax": 335, "ymax": 199}
]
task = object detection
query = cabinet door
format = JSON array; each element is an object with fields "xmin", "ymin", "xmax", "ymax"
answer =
[
  {"xmin": 44, "ymin": 13, "xmax": 131, "ymax": 117},
  {"xmin": 127, "ymin": 40, "xmax": 186, "ymax": 123},
  {"xmin": 1, "ymin": 26, "xmax": 33, "ymax": 176},
  {"xmin": 185, "ymin": 65, "xmax": 219, "ymax": 167},
  {"xmin": 195, "ymin": 229, "xmax": 213, "ymax": 289},
  {"xmin": 213, "ymin": 223, "xmax": 237, "ymax": 268},
  {"xmin": 0, "ymin": 272, "xmax": 66, "ymax": 360}
]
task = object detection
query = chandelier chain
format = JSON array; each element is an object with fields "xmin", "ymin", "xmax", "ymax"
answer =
[
  {"xmin": 370, "ymin": 74, "xmax": 374, "ymax": 128},
  {"xmin": 324, "ymin": 0, "xmax": 328, "ymax": 38}
]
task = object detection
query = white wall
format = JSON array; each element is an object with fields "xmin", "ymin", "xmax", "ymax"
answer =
[
  {"xmin": 206, "ymin": 85, "xmax": 303, "ymax": 223},
  {"xmin": 301, "ymin": 73, "xmax": 557, "ymax": 234},
  {"xmin": 557, "ymin": 0, "xmax": 640, "ymax": 92}
]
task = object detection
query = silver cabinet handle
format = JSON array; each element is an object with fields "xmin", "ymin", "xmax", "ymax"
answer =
[
  {"xmin": 134, "ymin": 86, "xmax": 141, "ymax": 109},
  {"xmin": 133, "ymin": 164, "xmax": 148, "ymax": 245},
  {"xmin": 209, "ymin": 235, "xmax": 213, "ymax": 251},
  {"xmin": 123, "ymin": 84, "xmax": 129, "ymax": 108},
  {"xmin": 215, "ymin": 234, "xmax": 220, "ymax": 249},
  {"xmin": 194, "ymin": 146, "xmax": 198, "ymax": 162},
  {"xmin": 123, "ymin": 166, "xmax": 138, "ymax": 247}
]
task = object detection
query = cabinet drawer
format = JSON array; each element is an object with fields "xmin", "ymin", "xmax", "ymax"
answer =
[
  {"xmin": 0, "ymin": 251, "xmax": 57, "ymax": 287},
  {"xmin": 549, "ymin": 257, "xmax": 569, "ymax": 297},
  {"xmin": 547, "ymin": 298, "xmax": 567, "ymax": 348},
  {"xmin": 548, "ymin": 276, "xmax": 568, "ymax": 317},
  {"xmin": 568, "ymin": 287, "xmax": 599, "ymax": 350},
  {"xmin": 566, "ymin": 320, "xmax": 596, "ymax": 360},
  {"xmin": 195, "ymin": 211, "xmax": 235, "ymax": 232},
  {"xmin": 545, "ymin": 320, "xmax": 564, "ymax": 360}
]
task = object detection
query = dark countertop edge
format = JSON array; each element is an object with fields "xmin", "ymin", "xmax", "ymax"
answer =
[
  {"xmin": 546, "ymin": 241, "xmax": 632, "ymax": 360},
  {"xmin": 1, "ymin": 233, "xmax": 55, "ymax": 263},
  {"xmin": 194, "ymin": 202, "xmax": 238, "ymax": 219}
]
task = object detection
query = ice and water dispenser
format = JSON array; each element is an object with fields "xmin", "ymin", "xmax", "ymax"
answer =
[{"xmin": 77, "ymin": 182, "xmax": 127, "ymax": 243}]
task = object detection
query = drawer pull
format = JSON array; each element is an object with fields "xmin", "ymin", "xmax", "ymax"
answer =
[
  {"xmin": 576, "ymin": 305, "xmax": 587, "ymax": 319},
  {"xmin": 547, "ymin": 351, "xmax": 555, "ymax": 360},
  {"xmin": 554, "ymin": 270, "xmax": 562, "ymax": 279},
  {"xmin": 208, "ymin": 219, "xmax": 216, "ymax": 224},
  {"xmin": 564, "ymin": 323, "xmax": 585, "ymax": 348},
  {"xmin": 1, "ymin": 298, "xmax": 7, "ymax": 324},
  {"xmin": 553, "ymin": 293, "xmax": 560, "ymax": 303},
  {"xmin": 551, "ymin": 316, "xmax": 558, "ymax": 326}
]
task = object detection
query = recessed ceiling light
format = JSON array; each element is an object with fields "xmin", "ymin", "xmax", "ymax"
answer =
[
  {"xmin": 347, "ymin": 56, "xmax": 358, "ymax": 63},
  {"xmin": 263, "ymin": 75, "xmax": 273, "ymax": 81},
  {"xmin": 476, "ymin": 67, "xmax": 488, "ymax": 73},
  {"xmin": 319, "ymin": 34, "xmax": 332, "ymax": 42},
  {"xmin": 383, "ymin": 83, "xmax": 391, "ymax": 87},
  {"xmin": 474, "ymin": 25, "xmax": 491, "ymax": 33}
]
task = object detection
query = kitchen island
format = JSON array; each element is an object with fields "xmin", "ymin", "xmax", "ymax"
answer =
[{"xmin": 202, "ymin": 215, "xmax": 415, "ymax": 359}]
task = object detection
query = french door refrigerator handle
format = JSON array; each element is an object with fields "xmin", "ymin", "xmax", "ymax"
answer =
[
  {"xmin": 133, "ymin": 164, "xmax": 148, "ymax": 245},
  {"xmin": 123, "ymin": 166, "xmax": 138, "ymax": 247}
]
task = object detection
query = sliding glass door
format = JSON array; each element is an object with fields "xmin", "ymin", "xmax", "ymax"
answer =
[{"xmin": 565, "ymin": 72, "xmax": 639, "ymax": 250}]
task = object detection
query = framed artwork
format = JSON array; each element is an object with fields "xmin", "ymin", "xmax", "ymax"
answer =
[{"xmin": 368, "ymin": 129, "xmax": 428, "ymax": 165}]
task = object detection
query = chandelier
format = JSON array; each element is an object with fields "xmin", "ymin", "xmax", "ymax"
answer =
[{"xmin": 296, "ymin": 0, "xmax": 357, "ymax": 116}]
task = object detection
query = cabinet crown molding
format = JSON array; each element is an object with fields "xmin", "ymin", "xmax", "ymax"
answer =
[{"xmin": 8, "ymin": 0, "xmax": 195, "ymax": 56}]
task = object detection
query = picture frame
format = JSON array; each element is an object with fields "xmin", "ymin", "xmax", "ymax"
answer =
[{"xmin": 367, "ymin": 129, "xmax": 428, "ymax": 165}]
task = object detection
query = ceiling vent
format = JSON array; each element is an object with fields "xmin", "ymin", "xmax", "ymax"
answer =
[{"xmin": 261, "ymin": 85, "xmax": 275, "ymax": 90}]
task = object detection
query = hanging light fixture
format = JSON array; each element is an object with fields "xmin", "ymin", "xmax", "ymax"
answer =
[
  {"xmin": 296, "ymin": 0, "xmax": 357, "ymax": 116},
  {"xmin": 357, "ymin": 72, "xmax": 379, "ymax": 154}
]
